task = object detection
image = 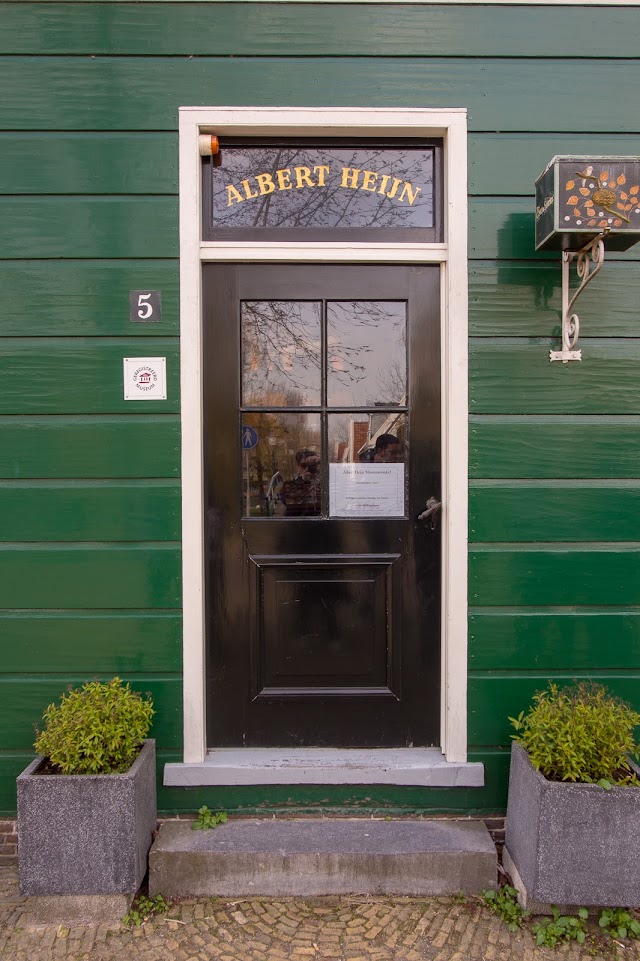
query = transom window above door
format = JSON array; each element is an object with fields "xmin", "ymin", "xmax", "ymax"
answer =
[
  {"xmin": 202, "ymin": 140, "xmax": 442, "ymax": 241},
  {"xmin": 241, "ymin": 297, "xmax": 408, "ymax": 520}
]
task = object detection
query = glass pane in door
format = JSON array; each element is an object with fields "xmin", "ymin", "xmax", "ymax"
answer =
[
  {"xmin": 242, "ymin": 301, "xmax": 321, "ymax": 406},
  {"xmin": 327, "ymin": 301, "xmax": 406, "ymax": 406},
  {"xmin": 241, "ymin": 412, "xmax": 322, "ymax": 517}
]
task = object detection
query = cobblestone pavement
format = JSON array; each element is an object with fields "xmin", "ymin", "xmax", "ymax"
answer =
[{"xmin": 1, "ymin": 867, "xmax": 638, "ymax": 961}]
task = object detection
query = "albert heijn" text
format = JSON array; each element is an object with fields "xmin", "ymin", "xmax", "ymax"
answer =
[{"xmin": 224, "ymin": 166, "xmax": 422, "ymax": 207}]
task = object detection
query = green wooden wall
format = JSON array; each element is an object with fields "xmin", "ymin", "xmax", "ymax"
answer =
[{"xmin": 2, "ymin": 1, "xmax": 639, "ymax": 815}]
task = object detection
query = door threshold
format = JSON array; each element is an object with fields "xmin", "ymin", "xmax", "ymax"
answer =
[{"xmin": 164, "ymin": 748, "xmax": 484, "ymax": 788}]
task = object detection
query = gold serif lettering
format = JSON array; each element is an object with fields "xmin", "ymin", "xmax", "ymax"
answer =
[
  {"xmin": 313, "ymin": 165, "xmax": 330, "ymax": 186},
  {"xmin": 340, "ymin": 167, "xmax": 361, "ymax": 189},
  {"xmin": 241, "ymin": 179, "xmax": 259, "ymax": 201},
  {"xmin": 276, "ymin": 168, "xmax": 293, "ymax": 191},
  {"xmin": 399, "ymin": 182, "xmax": 422, "ymax": 206},
  {"xmin": 226, "ymin": 184, "xmax": 245, "ymax": 206},
  {"xmin": 295, "ymin": 166, "xmax": 315, "ymax": 189},
  {"xmin": 360, "ymin": 170, "xmax": 378, "ymax": 192},
  {"xmin": 255, "ymin": 172, "xmax": 276, "ymax": 196},
  {"xmin": 385, "ymin": 178, "xmax": 403, "ymax": 200},
  {"xmin": 377, "ymin": 174, "xmax": 391, "ymax": 197}
]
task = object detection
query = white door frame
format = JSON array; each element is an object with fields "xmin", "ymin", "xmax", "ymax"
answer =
[{"xmin": 178, "ymin": 106, "xmax": 469, "ymax": 765}]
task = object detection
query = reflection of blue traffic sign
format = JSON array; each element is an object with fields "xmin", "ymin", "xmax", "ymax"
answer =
[{"xmin": 242, "ymin": 426, "xmax": 259, "ymax": 450}]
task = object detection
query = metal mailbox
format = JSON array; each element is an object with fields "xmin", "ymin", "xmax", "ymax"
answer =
[{"xmin": 535, "ymin": 155, "xmax": 640, "ymax": 251}]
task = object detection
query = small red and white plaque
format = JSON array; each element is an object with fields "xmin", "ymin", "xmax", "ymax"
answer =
[{"xmin": 123, "ymin": 357, "xmax": 167, "ymax": 400}]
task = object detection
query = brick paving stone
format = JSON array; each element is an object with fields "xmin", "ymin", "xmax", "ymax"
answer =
[{"xmin": 2, "ymin": 867, "xmax": 640, "ymax": 961}]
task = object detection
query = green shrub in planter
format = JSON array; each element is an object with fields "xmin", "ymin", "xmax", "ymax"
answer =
[
  {"xmin": 19, "ymin": 677, "xmax": 157, "ymax": 895},
  {"xmin": 34, "ymin": 677, "xmax": 154, "ymax": 775},
  {"xmin": 505, "ymin": 681, "xmax": 640, "ymax": 907},
  {"xmin": 510, "ymin": 681, "xmax": 640, "ymax": 786}
]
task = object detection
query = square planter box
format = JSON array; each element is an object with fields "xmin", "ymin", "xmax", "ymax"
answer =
[
  {"xmin": 505, "ymin": 741, "xmax": 640, "ymax": 907},
  {"xmin": 17, "ymin": 739, "xmax": 156, "ymax": 896}
]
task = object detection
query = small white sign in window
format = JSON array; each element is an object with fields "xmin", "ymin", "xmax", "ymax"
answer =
[
  {"xmin": 329, "ymin": 463, "xmax": 404, "ymax": 518},
  {"xmin": 123, "ymin": 357, "xmax": 167, "ymax": 400}
]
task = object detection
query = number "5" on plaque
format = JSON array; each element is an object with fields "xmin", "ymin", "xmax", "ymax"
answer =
[{"xmin": 129, "ymin": 290, "xmax": 162, "ymax": 324}]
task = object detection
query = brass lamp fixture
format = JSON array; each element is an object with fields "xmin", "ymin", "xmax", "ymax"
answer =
[{"xmin": 535, "ymin": 156, "xmax": 640, "ymax": 362}]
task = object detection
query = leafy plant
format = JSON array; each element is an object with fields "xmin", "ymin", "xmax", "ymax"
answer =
[
  {"xmin": 481, "ymin": 885, "xmax": 527, "ymax": 931},
  {"xmin": 598, "ymin": 907, "xmax": 640, "ymax": 940},
  {"xmin": 34, "ymin": 677, "xmax": 154, "ymax": 775},
  {"xmin": 531, "ymin": 907, "xmax": 589, "ymax": 947},
  {"xmin": 510, "ymin": 682, "xmax": 640, "ymax": 786},
  {"xmin": 192, "ymin": 806, "xmax": 228, "ymax": 830},
  {"xmin": 122, "ymin": 893, "xmax": 170, "ymax": 927}
]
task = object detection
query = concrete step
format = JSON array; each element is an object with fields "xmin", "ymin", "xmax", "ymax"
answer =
[{"xmin": 149, "ymin": 818, "xmax": 497, "ymax": 898}]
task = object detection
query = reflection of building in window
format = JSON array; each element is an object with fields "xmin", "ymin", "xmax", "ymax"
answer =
[{"xmin": 335, "ymin": 413, "xmax": 406, "ymax": 464}]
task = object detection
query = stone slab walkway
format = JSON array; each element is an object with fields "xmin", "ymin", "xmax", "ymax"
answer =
[{"xmin": 1, "ymin": 867, "xmax": 638, "ymax": 961}]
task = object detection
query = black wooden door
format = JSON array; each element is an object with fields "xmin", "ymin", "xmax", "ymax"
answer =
[{"xmin": 203, "ymin": 264, "xmax": 440, "ymax": 747}]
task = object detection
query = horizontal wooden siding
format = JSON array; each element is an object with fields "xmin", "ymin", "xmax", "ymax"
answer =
[{"xmin": 1, "ymin": 2, "xmax": 639, "ymax": 815}]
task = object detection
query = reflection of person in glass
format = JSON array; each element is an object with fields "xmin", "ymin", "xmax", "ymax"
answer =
[
  {"xmin": 281, "ymin": 449, "xmax": 321, "ymax": 517},
  {"xmin": 373, "ymin": 433, "xmax": 403, "ymax": 463}
]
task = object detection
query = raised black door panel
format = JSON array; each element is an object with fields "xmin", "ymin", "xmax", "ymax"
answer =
[{"xmin": 204, "ymin": 264, "xmax": 440, "ymax": 747}]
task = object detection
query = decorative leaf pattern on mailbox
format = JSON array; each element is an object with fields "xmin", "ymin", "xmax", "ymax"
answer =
[{"xmin": 563, "ymin": 164, "xmax": 640, "ymax": 231}]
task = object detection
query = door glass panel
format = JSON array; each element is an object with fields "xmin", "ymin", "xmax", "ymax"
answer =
[
  {"xmin": 242, "ymin": 301, "xmax": 321, "ymax": 407},
  {"xmin": 242, "ymin": 413, "xmax": 321, "ymax": 517},
  {"xmin": 211, "ymin": 146, "xmax": 434, "ymax": 231},
  {"xmin": 328, "ymin": 413, "xmax": 406, "ymax": 518},
  {"xmin": 327, "ymin": 302, "xmax": 406, "ymax": 407}
]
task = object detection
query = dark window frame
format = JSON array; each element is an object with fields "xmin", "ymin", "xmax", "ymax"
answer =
[{"xmin": 202, "ymin": 137, "xmax": 443, "ymax": 243}]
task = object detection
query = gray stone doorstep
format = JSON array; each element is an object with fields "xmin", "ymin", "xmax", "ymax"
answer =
[
  {"xmin": 164, "ymin": 747, "xmax": 485, "ymax": 787},
  {"xmin": 149, "ymin": 818, "xmax": 497, "ymax": 898}
]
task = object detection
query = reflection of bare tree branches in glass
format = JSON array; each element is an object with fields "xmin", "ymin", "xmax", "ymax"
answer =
[
  {"xmin": 213, "ymin": 147, "xmax": 433, "ymax": 230},
  {"xmin": 328, "ymin": 302, "xmax": 406, "ymax": 406},
  {"xmin": 242, "ymin": 301, "xmax": 321, "ymax": 406},
  {"xmin": 241, "ymin": 299, "xmax": 407, "ymax": 410},
  {"xmin": 376, "ymin": 360, "xmax": 406, "ymax": 406}
]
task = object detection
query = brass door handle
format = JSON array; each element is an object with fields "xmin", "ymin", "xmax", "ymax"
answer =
[{"xmin": 417, "ymin": 497, "xmax": 442, "ymax": 528}]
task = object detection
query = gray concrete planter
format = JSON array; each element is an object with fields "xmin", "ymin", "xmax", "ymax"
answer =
[
  {"xmin": 504, "ymin": 741, "xmax": 640, "ymax": 907},
  {"xmin": 17, "ymin": 739, "xmax": 156, "ymax": 896}
]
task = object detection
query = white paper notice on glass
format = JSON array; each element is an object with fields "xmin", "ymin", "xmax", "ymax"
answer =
[{"xmin": 329, "ymin": 464, "xmax": 405, "ymax": 518}]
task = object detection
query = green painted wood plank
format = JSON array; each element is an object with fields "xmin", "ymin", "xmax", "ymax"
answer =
[
  {"xmin": 0, "ymin": 415, "xmax": 180, "ymax": 479},
  {"xmin": 3, "ymin": 197, "xmax": 638, "ymax": 264},
  {"xmin": 4, "ymin": 4, "xmax": 640, "ymax": 57},
  {"xmin": 0, "ymin": 545, "xmax": 181, "ymax": 608},
  {"xmin": 0, "ymin": 755, "xmax": 31, "ymax": 816},
  {"xmin": 0, "ymin": 58, "xmax": 636, "ymax": 133},
  {"xmin": 0, "ymin": 261, "xmax": 178, "ymax": 337},
  {"xmin": 1, "ymin": 135, "xmax": 638, "ymax": 203},
  {"xmin": 469, "ymin": 674, "xmax": 640, "ymax": 747},
  {"xmin": 0, "ymin": 341, "xmax": 179, "ymax": 414},
  {"xmin": 470, "ymin": 198, "xmax": 640, "ymax": 261},
  {"xmin": 470, "ymin": 415, "xmax": 640, "ymax": 480},
  {"xmin": 0, "ymin": 480, "xmax": 180, "ymax": 541},
  {"xmin": 469, "ymin": 134, "xmax": 640, "ymax": 197},
  {"xmin": 0, "ymin": 133, "xmax": 177, "ymax": 195},
  {"xmin": 470, "ymin": 545, "xmax": 640, "ymax": 607},
  {"xmin": 469, "ymin": 609, "xmax": 640, "ymax": 672},
  {"xmin": 469, "ymin": 481, "xmax": 640, "ymax": 543},
  {"xmin": 470, "ymin": 340, "xmax": 640, "ymax": 415},
  {"xmin": 0, "ymin": 612, "xmax": 181, "ymax": 673},
  {"xmin": 0, "ymin": 198, "xmax": 177, "ymax": 260},
  {"xmin": 469, "ymin": 262, "xmax": 640, "ymax": 338},
  {"xmin": 0, "ymin": 676, "xmax": 182, "ymax": 751}
]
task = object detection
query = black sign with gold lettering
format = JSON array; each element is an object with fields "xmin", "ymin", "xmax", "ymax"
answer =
[{"xmin": 203, "ymin": 144, "xmax": 440, "ymax": 242}]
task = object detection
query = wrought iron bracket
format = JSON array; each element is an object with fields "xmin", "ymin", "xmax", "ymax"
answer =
[{"xmin": 550, "ymin": 231, "xmax": 608, "ymax": 363}]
